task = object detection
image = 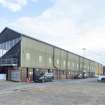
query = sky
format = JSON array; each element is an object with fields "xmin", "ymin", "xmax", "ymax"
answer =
[{"xmin": 0, "ymin": 0, "xmax": 105, "ymax": 65}]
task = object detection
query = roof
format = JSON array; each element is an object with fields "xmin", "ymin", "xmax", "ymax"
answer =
[{"xmin": 0, "ymin": 27, "xmax": 21, "ymax": 44}]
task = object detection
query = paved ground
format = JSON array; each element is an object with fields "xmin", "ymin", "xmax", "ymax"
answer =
[{"xmin": 0, "ymin": 78, "xmax": 105, "ymax": 105}]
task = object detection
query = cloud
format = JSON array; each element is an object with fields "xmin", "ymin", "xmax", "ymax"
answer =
[
  {"xmin": 0, "ymin": 0, "xmax": 38, "ymax": 12},
  {"xmin": 9, "ymin": 0, "xmax": 105, "ymax": 64}
]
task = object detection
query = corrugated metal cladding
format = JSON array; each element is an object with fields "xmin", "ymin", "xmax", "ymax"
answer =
[
  {"xmin": 21, "ymin": 36, "xmax": 103, "ymax": 76},
  {"xmin": 21, "ymin": 36, "xmax": 53, "ymax": 69}
]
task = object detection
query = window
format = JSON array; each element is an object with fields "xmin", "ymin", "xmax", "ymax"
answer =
[
  {"xmin": 57, "ymin": 59, "xmax": 59, "ymax": 65},
  {"xmin": 39, "ymin": 56, "xmax": 42, "ymax": 63},
  {"xmin": 63, "ymin": 60, "xmax": 66, "ymax": 67},
  {"xmin": 77, "ymin": 64, "xmax": 79, "ymax": 69},
  {"xmin": 68, "ymin": 62, "xmax": 70, "ymax": 66},
  {"xmin": 10, "ymin": 40, "xmax": 13, "ymax": 47},
  {"xmin": 72, "ymin": 62, "xmax": 74, "ymax": 68},
  {"xmin": 26, "ymin": 53, "xmax": 31, "ymax": 60},
  {"xmin": 49, "ymin": 58, "xmax": 52, "ymax": 64}
]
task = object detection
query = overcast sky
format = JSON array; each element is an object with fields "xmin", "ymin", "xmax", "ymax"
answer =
[{"xmin": 0, "ymin": 0, "xmax": 105, "ymax": 65}]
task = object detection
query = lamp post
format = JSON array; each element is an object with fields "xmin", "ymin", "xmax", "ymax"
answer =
[{"xmin": 82, "ymin": 48, "xmax": 86, "ymax": 57}]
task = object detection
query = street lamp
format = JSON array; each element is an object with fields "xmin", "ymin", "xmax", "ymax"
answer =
[{"xmin": 82, "ymin": 48, "xmax": 86, "ymax": 57}]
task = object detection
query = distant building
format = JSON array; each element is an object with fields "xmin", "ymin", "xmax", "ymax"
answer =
[
  {"xmin": 0, "ymin": 27, "xmax": 103, "ymax": 81},
  {"xmin": 103, "ymin": 66, "xmax": 105, "ymax": 75}
]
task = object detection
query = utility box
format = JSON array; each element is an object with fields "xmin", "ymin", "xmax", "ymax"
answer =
[{"xmin": 0, "ymin": 74, "xmax": 6, "ymax": 80}]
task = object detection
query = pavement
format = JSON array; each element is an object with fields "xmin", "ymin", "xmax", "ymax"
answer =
[{"xmin": 0, "ymin": 78, "xmax": 104, "ymax": 105}]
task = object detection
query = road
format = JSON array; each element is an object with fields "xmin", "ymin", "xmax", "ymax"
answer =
[{"xmin": 0, "ymin": 78, "xmax": 104, "ymax": 105}]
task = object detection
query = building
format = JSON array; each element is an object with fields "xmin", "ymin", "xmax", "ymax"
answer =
[
  {"xmin": 103, "ymin": 66, "xmax": 105, "ymax": 75},
  {"xmin": 0, "ymin": 27, "xmax": 103, "ymax": 81}
]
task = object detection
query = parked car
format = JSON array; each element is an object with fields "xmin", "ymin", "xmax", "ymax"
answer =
[
  {"xmin": 84, "ymin": 73, "xmax": 88, "ymax": 78},
  {"xmin": 73, "ymin": 74, "xmax": 79, "ymax": 79},
  {"xmin": 73, "ymin": 73, "xmax": 88, "ymax": 79},
  {"xmin": 34, "ymin": 72, "xmax": 54, "ymax": 83},
  {"xmin": 78, "ymin": 74, "xmax": 83, "ymax": 79},
  {"xmin": 95, "ymin": 75, "xmax": 99, "ymax": 78},
  {"xmin": 97, "ymin": 75, "xmax": 105, "ymax": 82}
]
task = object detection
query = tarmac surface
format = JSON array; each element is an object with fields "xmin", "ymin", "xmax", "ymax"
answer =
[{"xmin": 0, "ymin": 78, "xmax": 105, "ymax": 105}]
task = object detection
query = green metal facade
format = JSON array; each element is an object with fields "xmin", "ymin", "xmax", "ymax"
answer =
[
  {"xmin": 20, "ymin": 36, "xmax": 103, "ymax": 75},
  {"xmin": 21, "ymin": 36, "xmax": 53, "ymax": 69}
]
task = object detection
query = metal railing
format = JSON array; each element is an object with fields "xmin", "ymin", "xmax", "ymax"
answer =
[{"xmin": 0, "ymin": 58, "xmax": 18, "ymax": 66}]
